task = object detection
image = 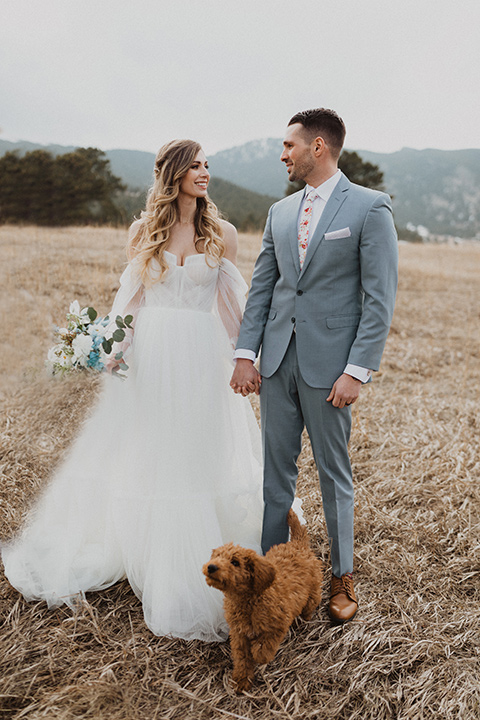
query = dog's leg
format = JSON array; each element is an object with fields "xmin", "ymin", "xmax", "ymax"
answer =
[
  {"xmin": 250, "ymin": 631, "xmax": 285, "ymax": 665},
  {"xmin": 301, "ymin": 582, "xmax": 323, "ymax": 620},
  {"xmin": 229, "ymin": 630, "xmax": 256, "ymax": 693}
]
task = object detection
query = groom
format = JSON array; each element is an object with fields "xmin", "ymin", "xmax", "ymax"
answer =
[{"xmin": 230, "ymin": 108, "xmax": 398, "ymax": 623}]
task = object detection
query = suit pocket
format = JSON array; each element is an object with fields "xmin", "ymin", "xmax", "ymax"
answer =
[
  {"xmin": 324, "ymin": 227, "xmax": 352, "ymax": 240},
  {"xmin": 326, "ymin": 315, "xmax": 361, "ymax": 329}
]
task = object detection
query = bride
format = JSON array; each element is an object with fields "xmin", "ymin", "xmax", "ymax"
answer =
[{"xmin": 1, "ymin": 139, "xmax": 264, "ymax": 642}]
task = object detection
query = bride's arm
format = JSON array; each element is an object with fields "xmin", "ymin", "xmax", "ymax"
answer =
[
  {"xmin": 214, "ymin": 222, "xmax": 246, "ymax": 348},
  {"xmin": 104, "ymin": 262, "xmax": 145, "ymax": 372},
  {"xmin": 104, "ymin": 223, "xmax": 146, "ymax": 372}
]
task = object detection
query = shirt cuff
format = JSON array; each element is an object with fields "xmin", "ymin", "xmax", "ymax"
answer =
[
  {"xmin": 234, "ymin": 348, "xmax": 257, "ymax": 362},
  {"xmin": 344, "ymin": 363, "xmax": 371, "ymax": 383}
]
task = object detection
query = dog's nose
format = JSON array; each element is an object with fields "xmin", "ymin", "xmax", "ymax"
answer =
[{"xmin": 207, "ymin": 564, "xmax": 218, "ymax": 574}]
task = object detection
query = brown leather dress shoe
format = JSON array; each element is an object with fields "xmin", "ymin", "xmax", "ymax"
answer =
[{"xmin": 329, "ymin": 574, "xmax": 358, "ymax": 624}]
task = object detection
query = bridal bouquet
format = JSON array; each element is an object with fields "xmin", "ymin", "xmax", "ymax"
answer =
[{"xmin": 46, "ymin": 300, "xmax": 133, "ymax": 378}]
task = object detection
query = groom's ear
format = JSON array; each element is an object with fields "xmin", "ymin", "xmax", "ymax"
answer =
[
  {"xmin": 313, "ymin": 136, "xmax": 326, "ymax": 156},
  {"xmin": 248, "ymin": 556, "xmax": 276, "ymax": 594}
]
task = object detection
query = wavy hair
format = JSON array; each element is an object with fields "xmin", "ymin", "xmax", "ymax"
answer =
[{"xmin": 127, "ymin": 139, "xmax": 225, "ymax": 285}]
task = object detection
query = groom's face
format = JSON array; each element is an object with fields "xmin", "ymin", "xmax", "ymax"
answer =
[{"xmin": 281, "ymin": 124, "xmax": 315, "ymax": 183}]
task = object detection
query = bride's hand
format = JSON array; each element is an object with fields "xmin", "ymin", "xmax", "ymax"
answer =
[{"xmin": 230, "ymin": 359, "xmax": 261, "ymax": 396}]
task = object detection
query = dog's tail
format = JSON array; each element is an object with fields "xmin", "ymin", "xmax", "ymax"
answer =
[{"xmin": 287, "ymin": 509, "xmax": 310, "ymax": 548}]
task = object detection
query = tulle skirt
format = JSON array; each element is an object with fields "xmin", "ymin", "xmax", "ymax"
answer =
[{"xmin": 2, "ymin": 306, "xmax": 264, "ymax": 641}]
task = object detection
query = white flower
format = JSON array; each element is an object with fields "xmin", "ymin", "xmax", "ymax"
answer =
[
  {"xmin": 72, "ymin": 333, "xmax": 93, "ymax": 366},
  {"xmin": 58, "ymin": 352, "xmax": 74, "ymax": 369},
  {"xmin": 88, "ymin": 322, "xmax": 103, "ymax": 337},
  {"xmin": 47, "ymin": 345, "xmax": 62, "ymax": 363},
  {"xmin": 69, "ymin": 300, "xmax": 81, "ymax": 316}
]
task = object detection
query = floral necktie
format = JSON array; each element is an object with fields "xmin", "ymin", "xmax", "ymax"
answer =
[{"xmin": 298, "ymin": 189, "xmax": 317, "ymax": 268}]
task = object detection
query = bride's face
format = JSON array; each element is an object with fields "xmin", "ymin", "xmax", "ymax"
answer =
[{"xmin": 179, "ymin": 150, "xmax": 210, "ymax": 199}]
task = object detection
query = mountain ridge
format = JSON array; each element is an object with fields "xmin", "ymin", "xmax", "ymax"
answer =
[{"xmin": 1, "ymin": 139, "xmax": 479, "ymax": 238}]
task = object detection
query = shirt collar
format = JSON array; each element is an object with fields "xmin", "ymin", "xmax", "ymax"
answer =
[{"xmin": 305, "ymin": 169, "xmax": 342, "ymax": 202}]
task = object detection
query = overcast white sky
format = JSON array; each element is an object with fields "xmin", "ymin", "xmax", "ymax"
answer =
[{"xmin": 1, "ymin": 0, "xmax": 479, "ymax": 156}]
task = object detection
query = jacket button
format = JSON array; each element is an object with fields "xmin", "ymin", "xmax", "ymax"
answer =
[
  {"xmin": 297, "ymin": 290, "xmax": 303, "ymax": 296},
  {"xmin": 291, "ymin": 317, "xmax": 296, "ymax": 323}
]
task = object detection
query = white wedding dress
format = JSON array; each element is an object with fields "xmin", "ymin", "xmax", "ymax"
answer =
[{"xmin": 2, "ymin": 251, "xmax": 264, "ymax": 642}]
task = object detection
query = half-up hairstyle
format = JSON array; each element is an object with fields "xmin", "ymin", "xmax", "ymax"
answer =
[{"xmin": 127, "ymin": 139, "xmax": 225, "ymax": 285}]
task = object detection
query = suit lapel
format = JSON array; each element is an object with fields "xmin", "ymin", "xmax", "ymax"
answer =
[
  {"xmin": 281, "ymin": 190, "xmax": 304, "ymax": 274},
  {"xmin": 300, "ymin": 174, "xmax": 350, "ymax": 277}
]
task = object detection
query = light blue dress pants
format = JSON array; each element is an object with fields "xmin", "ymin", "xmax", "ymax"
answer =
[{"xmin": 260, "ymin": 333, "xmax": 354, "ymax": 577}]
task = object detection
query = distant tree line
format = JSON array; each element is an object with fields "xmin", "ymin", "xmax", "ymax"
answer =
[
  {"xmin": 0, "ymin": 148, "xmax": 127, "ymax": 225},
  {"xmin": 0, "ymin": 146, "xmax": 388, "ymax": 232}
]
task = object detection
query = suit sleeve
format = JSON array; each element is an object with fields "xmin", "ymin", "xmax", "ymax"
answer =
[
  {"xmin": 236, "ymin": 206, "xmax": 280, "ymax": 355},
  {"xmin": 347, "ymin": 194, "xmax": 398, "ymax": 371}
]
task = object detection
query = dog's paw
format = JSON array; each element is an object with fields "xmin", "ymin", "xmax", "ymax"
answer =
[
  {"xmin": 301, "ymin": 607, "xmax": 316, "ymax": 621},
  {"xmin": 301, "ymin": 594, "xmax": 321, "ymax": 620},
  {"xmin": 232, "ymin": 674, "xmax": 252, "ymax": 694}
]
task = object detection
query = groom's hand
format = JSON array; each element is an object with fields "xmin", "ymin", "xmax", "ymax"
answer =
[
  {"xmin": 326, "ymin": 373, "xmax": 361, "ymax": 408},
  {"xmin": 230, "ymin": 359, "xmax": 262, "ymax": 396}
]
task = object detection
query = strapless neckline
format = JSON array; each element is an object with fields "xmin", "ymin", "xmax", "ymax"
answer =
[{"xmin": 164, "ymin": 250, "xmax": 205, "ymax": 268}]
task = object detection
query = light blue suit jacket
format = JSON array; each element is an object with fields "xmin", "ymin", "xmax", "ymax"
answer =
[{"xmin": 237, "ymin": 173, "xmax": 399, "ymax": 388}]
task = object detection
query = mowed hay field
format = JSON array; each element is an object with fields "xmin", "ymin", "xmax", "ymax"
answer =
[{"xmin": 0, "ymin": 225, "xmax": 479, "ymax": 720}]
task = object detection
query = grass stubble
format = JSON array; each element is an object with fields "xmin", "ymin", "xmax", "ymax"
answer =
[{"xmin": 0, "ymin": 226, "xmax": 479, "ymax": 720}]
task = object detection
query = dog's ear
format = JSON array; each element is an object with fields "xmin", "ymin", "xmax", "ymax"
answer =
[{"xmin": 249, "ymin": 556, "xmax": 276, "ymax": 594}]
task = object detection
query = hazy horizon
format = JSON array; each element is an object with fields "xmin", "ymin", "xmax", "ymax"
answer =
[
  {"xmin": 2, "ymin": 0, "xmax": 479, "ymax": 156},
  {"xmin": 2, "ymin": 137, "xmax": 480, "ymax": 159}
]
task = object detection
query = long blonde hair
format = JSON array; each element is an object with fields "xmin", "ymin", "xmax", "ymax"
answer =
[{"xmin": 127, "ymin": 139, "xmax": 225, "ymax": 285}]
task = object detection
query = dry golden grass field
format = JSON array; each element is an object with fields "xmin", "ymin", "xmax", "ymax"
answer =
[{"xmin": 0, "ymin": 225, "xmax": 479, "ymax": 720}]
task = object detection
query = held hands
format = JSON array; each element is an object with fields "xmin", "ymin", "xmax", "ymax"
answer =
[
  {"xmin": 230, "ymin": 359, "xmax": 262, "ymax": 397},
  {"xmin": 230, "ymin": 367, "xmax": 360, "ymax": 402},
  {"xmin": 326, "ymin": 373, "xmax": 362, "ymax": 409}
]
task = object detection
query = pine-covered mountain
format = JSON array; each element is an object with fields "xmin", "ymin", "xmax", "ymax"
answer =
[
  {"xmin": 209, "ymin": 140, "xmax": 480, "ymax": 239},
  {"xmin": 357, "ymin": 148, "xmax": 480, "ymax": 238},
  {"xmin": 0, "ymin": 140, "xmax": 157, "ymax": 191},
  {"xmin": 0, "ymin": 140, "xmax": 276, "ymax": 231},
  {"xmin": 210, "ymin": 139, "xmax": 285, "ymax": 197},
  {"xmin": 1, "ymin": 139, "xmax": 479, "ymax": 237}
]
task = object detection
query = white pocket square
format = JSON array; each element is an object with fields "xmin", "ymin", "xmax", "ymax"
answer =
[{"xmin": 324, "ymin": 227, "xmax": 352, "ymax": 240}]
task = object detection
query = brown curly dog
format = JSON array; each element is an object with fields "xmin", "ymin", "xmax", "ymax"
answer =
[{"xmin": 203, "ymin": 509, "xmax": 323, "ymax": 692}]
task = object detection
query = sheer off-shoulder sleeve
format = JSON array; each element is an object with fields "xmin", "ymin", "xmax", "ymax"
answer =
[
  {"xmin": 214, "ymin": 258, "xmax": 248, "ymax": 349},
  {"xmin": 105, "ymin": 257, "xmax": 145, "ymax": 367}
]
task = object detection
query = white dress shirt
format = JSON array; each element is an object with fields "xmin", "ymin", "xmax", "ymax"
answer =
[
  {"xmin": 235, "ymin": 170, "xmax": 371, "ymax": 384},
  {"xmin": 300, "ymin": 169, "xmax": 342, "ymax": 238}
]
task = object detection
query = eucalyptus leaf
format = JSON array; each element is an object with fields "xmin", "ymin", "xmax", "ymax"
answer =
[
  {"xmin": 112, "ymin": 328, "xmax": 125, "ymax": 342},
  {"xmin": 124, "ymin": 314, "xmax": 133, "ymax": 328},
  {"xmin": 115, "ymin": 351, "xmax": 124, "ymax": 360},
  {"xmin": 119, "ymin": 362, "xmax": 128, "ymax": 371},
  {"xmin": 102, "ymin": 338, "xmax": 113, "ymax": 354},
  {"xmin": 115, "ymin": 315, "xmax": 125, "ymax": 328},
  {"xmin": 87, "ymin": 307, "xmax": 97, "ymax": 322}
]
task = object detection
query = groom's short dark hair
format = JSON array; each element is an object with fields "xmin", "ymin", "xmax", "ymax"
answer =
[{"xmin": 288, "ymin": 108, "xmax": 346, "ymax": 159}]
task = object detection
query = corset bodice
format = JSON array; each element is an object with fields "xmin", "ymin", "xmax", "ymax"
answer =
[{"xmin": 144, "ymin": 251, "xmax": 218, "ymax": 313}]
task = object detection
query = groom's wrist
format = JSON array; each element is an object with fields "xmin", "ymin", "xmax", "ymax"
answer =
[
  {"xmin": 344, "ymin": 363, "xmax": 371, "ymax": 383},
  {"xmin": 233, "ymin": 348, "xmax": 257, "ymax": 363}
]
